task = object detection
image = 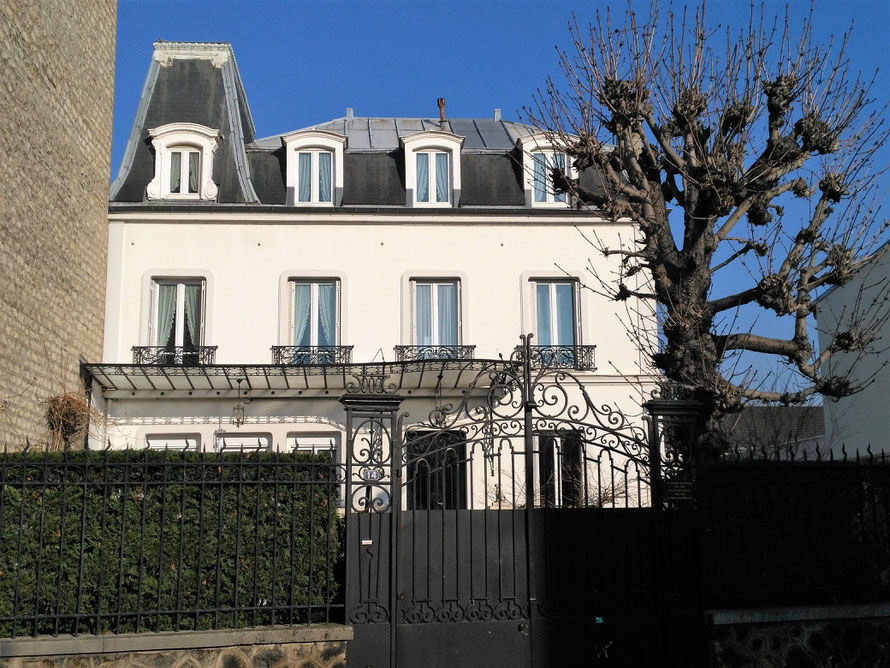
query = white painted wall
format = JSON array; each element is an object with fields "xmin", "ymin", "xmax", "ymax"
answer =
[{"xmin": 816, "ymin": 248, "xmax": 890, "ymax": 453}]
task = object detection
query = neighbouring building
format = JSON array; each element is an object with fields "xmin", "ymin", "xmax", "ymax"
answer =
[
  {"xmin": 84, "ymin": 41, "xmax": 655, "ymax": 509},
  {"xmin": 815, "ymin": 243, "xmax": 890, "ymax": 453},
  {"xmin": 0, "ymin": 1, "xmax": 116, "ymax": 445}
]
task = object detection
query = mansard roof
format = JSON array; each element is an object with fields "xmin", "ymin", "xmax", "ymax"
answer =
[{"xmin": 110, "ymin": 41, "xmax": 604, "ymax": 208}]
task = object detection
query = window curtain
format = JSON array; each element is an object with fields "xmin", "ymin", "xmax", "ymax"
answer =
[
  {"xmin": 415, "ymin": 284, "xmax": 432, "ymax": 345},
  {"xmin": 188, "ymin": 152, "xmax": 200, "ymax": 194},
  {"xmin": 555, "ymin": 283, "xmax": 575, "ymax": 345},
  {"xmin": 553, "ymin": 153, "xmax": 566, "ymax": 202},
  {"xmin": 293, "ymin": 283, "xmax": 311, "ymax": 346},
  {"xmin": 318, "ymin": 152, "xmax": 332, "ymax": 203},
  {"xmin": 183, "ymin": 283, "xmax": 203, "ymax": 346},
  {"xmin": 298, "ymin": 153, "xmax": 312, "ymax": 202},
  {"xmin": 435, "ymin": 153, "xmax": 449, "ymax": 203},
  {"xmin": 416, "ymin": 153, "xmax": 429, "ymax": 202},
  {"xmin": 533, "ymin": 153, "xmax": 546, "ymax": 202},
  {"xmin": 317, "ymin": 282, "xmax": 336, "ymax": 347},
  {"xmin": 156, "ymin": 284, "xmax": 177, "ymax": 347},
  {"xmin": 437, "ymin": 283, "xmax": 457, "ymax": 346},
  {"xmin": 535, "ymin": 283, "xmax": 551, "ymax": 345},
  {"xmin": 169, "ymin": 152, "xmax": 181, "ymax": 193}
]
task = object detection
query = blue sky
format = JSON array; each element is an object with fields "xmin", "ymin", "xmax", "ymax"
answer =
[{"xmin": 112, "ymin": 0, "xmax": 890, "ymax": 179}]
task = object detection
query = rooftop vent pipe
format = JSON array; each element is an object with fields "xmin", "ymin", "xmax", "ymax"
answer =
[{"xmin": 437, "ymin": 98, "xmax": 446, "ymax": 129}]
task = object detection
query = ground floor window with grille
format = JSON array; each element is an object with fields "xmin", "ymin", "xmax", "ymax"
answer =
[
  {"xmin": 286, "ymin": 433, "xmax": 339, "ymax": 461},
  {"xmin": 538, "ymin": 431, "xmax": 583, "ymax": 508},
  {"xmin": 145, "ymin": 433, "xmax": 200, "ymax": 450},
  {"xmin": 405, "ymin": 430, "xmax": 467, "ymax": 510},
  {"xmin": 215, "ymin": 433, "xmax": 271, "ymax": 452}
]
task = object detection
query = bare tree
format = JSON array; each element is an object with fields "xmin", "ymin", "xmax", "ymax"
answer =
[{"xmin": 525, "ymin": 2, "xmax": 889, "ymax": 435}]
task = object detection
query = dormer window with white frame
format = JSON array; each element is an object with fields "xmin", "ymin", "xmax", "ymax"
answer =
[
  {"xmin": 518, "ymin": 134, "xmax": 575, "ymax": 208},
  {"xmin": 282, "ymin": 130, "xmax": 346, "ymax": 206},
  {"xmin": 146, "ymin": 123, "xmax": 221, "ymax": 200},
  {"xmin": 402, "ymin": 131, "xmax": 463, "ymax": 207}
]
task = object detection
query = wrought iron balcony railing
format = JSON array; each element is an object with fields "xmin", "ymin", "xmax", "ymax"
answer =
[
  {"xmin": 514, "ymin": 344, "xmax": 597, "ymax": 371},
  {"xmin": 132, "ymin": 346, "xmax": 218, "ymax": 366},
  {"xmin": 393, "ymin": 345, "xmax": 476, "ymax": 362},
  {"xmin": 271, "ymin": 345, "xmax": 353, "ymax": 365}
]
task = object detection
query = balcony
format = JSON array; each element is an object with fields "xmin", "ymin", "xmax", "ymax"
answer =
[
  {"xmin": 393, "ymin": 345, "xmax": 476, "ymax": 361},
  {"xmin": 132, "ymin": 346, "xmax": 218, "ymax": 365},
  {"xmin": 514, "ymin": 345, "xmax": 597, "ymax": 371},
  {"xmin": 271, "ymin": 345, "xmax": 354, "ymax": 365}
]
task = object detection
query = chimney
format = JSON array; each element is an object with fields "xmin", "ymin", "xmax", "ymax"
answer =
[
  {"xmin": 437, "ymin": 98, "xmax": 446, "ymax": 129},
  {"xmin": 493, "ymin": 108, "xmax": 501, "ymax": 122},
  {"xmin": 346, "ymin": 107, "xmax": 354, "ymax": 121}
]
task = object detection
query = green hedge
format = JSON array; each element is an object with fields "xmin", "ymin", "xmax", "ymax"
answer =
[{"xmin": 0, "ymin": 449, "xmax": 343, "ymax": 636}]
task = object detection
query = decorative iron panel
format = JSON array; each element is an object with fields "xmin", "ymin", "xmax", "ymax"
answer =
[
  {"xmin": 393, "ymin": 345, "xmax": 476, "ymax": 361},
  {"xmin": 512, "ymin": 344, "xmax": 597, "ymax": 371},
  {"xmin": 271, "ymin": 345, "xmax": 353, "ymax": 365},
  {"xmin": 131, "ymin": 345, "xmax": 217, "ymax": 365}
]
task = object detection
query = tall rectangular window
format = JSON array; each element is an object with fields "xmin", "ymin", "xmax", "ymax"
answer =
[
  {"xmin": 297, "ymin": 150, "xmax": 333, "ymax": 203},
  {"xmin": 151, "ymin": 279, "xmax": 205, "ymax": 364},
  {"xmin": 416, "ymin": 151, "xmax": 449, "ymax": 204},
  {"xmin": 290, "ymin": 280, "xmax": 339, "ymax": 347},
  {"xmin": 533, "ymin": 280, "xmax": 576, "ymax": 346},
  {"xmin": 532, "ymin": 151, "xmax": 568, "ymax": 205},
  {"xmin": 168, "ymin": 149, "xmax": 200, "ymax": 195},
  {"xmin": 538, "ymin": 431, "xmax": 583, "ymax": 508},
  {"xmin": 412, "ymin": 280, "xmax": 459, "ymax": 347}
]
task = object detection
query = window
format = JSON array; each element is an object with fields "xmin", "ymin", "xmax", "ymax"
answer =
[
  {"xmin": 518, "ymin": 133, "xmax": 575, "ymax": 208},
  {"xmin": 289, "ymin": 280, "xmax": 340, "ymax": 348},
  {"xmin": 415, "ymin": 151, "xmax": 450, "ymax": 203},
  {"xmin": 405, "ymin": 430, "xmax": 467, "ymax": 510},
  {"xmin": 532, "ymin": 151, "xmax": 568, "ymax": 204},
  {"xmin": 287, "ymin": 433, "xmax": 339, "ymax": 460},
  {"xmin": 531, "ymin": 280, "xmax": 577, "ymax": 347},
  {"xmin": 297, "ymin": 150, "xmax": 333, "ymax": 203},
  {"xmin": 145, "ymin": 434, "xmax": 200, "ymax": 450},
  {"xmin": 411, "ymin": 280, "xmax": 459, "ymax": 349},
  {"xmin": 150, "ymin": 279, "xmax": 206, "ymax": 365},
  {"xmin": 281, "ymin": 130, "xmax": 345, "ymax": 206},
  {"xmin": 216, "ymin": 433, "xmax": 271, "ymax": 452},
  {"xmin": 146, "ymin": 122, "xmax": 220, "ymax": 200},
  {"xmin": 402, "ymin": 131, "xmax": 463, "ymax": 207},
  {"xmin": 538, "ymin": 431, "xmax": 583, "ymax": 508}
]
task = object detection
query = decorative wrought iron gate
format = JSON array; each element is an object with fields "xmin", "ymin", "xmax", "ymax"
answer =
[{"xmin": 341, "ymin": 337, "xmax": 701, "ymax": 667}]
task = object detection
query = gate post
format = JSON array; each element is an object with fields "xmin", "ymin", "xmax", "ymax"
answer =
[
  {"xmin": 340, "ymin": 390, "xmax": 405, "ymax": 668},
  {"xmin": 643, "ymin": 385, "xmax": 704, "ymax": 509}
]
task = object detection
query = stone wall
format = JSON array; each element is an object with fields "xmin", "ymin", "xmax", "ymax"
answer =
[
  {"xmin": 0, "ymin": 626, "xmax": 351, "ymax": 668},
  {"xmin": 0, "ymin": 0, "xmax": 116, "ymax": 445},
  {"xmin": 709, "ymin": 604, "xmax": 890, "ymax": 667}
]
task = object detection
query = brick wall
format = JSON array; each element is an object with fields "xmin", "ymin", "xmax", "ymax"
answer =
[{"xmin": 0, "ymin": 1, "xmax": 116, "ymax": 445}]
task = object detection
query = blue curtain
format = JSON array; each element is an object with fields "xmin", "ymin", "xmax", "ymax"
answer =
[
  {"xmin": 555, "ymin": 283, "xmax": 575, "ymax": 345},
  {"xmin": 317, "ymin": 282, "xmax": 336, "ymax": 346},
  {"xmin": 435, "ymin": 153, "xmax": 449, "ymax": 203},
  {"xmin": 318, "ymin": 152, "xmax": 332, "ymax": 202},
  {"xmin": 416, "ymin": 284, "xmax": 432, "ymax": 345},
  {"xmin": 437, "ymin": 283, "xmax": 457, "ymax": 345},
  {"xmin": 553, "ymin": 153, "xmax": 566, "ymax": 203},
  {"xmin": 169, "ymin": 152, "xmax": 181, "ymax": 193},
  {"xmin": 293, "ymin": 283, "xmax": 311, "ymax": 346},
  {"xmin": 536, "ymin": 283, "xmax": 551, "ymax": 345},
  {"xmin": 533, "ymin": 153, "xmax": 546, "ymax": 202},
  {"xmin": 416, "ymin": 153, "xmax": 429, "ymax": 202},
  {"xmin": 298, "ymin": 153, "xmax": 311, "ymax": 202}
]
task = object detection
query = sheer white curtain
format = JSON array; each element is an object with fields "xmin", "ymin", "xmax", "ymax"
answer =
[
  {"xmin": 293, "ymin": 283, "xmax": 311, "ymax": 346},
  {"xmin": 533, "ymin": 153, "xmax": 546, "ymax": 202},
  {"xmin": 183, "ymin": 283, "xmax": 202, "ymax": 345},
  {"xmin": 416, "ymin": 284, "xmax": 432, "ymax": 345},
  {"xmin": 435, "ymin": 153, "xmax": 449, "ymax": 202},
  {"xmin": 298, "ymin": 153, "xmax": 312, "ymax": 202},
  {"xmin": 535, "ymin": 283, "xmax": 552, "ymax": 346},
  {"xmin": 156, "ymin": 284, "xmax": 177, "ymax": 346},
  {"xmin": 553, "ymin": 153, "xmax": 566, "ymax": 203},
  {"xmin": 437, "ymin": 283, "xmax": 457, "ymax": 346},
  {"xmin": 555, "ymin": 284, "xmax": 575, "ymax": 345},
  {"xmin": 318, "ymin": 282, "xmax": 336, "ymax": 346},
  {"xmin": 318, "ymin": 152, "xmax": 332, "ymax": 203},
  {"xmin": 187, "ymin": 152, "xmax": 200, "ymax": 194},
  {"xmin": 416, "ymin": 153, "xmax": 429, "ymax": 202},
  {"xmin": 169, "ymin": 152, "xmax": 181, "ymax": 193}
]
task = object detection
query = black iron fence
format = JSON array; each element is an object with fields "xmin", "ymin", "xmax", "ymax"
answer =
[
  {"xmin": 131, "ymin": 346, "xmax": 218, "ymax": 365},
  {"xmin": 271, "ymin": 345, "xmax": 354, "ymax": 365},
  {"xmin": 698, "ymin": 447, "xmax": 890, "ymax": 609},
  {"xmin": 0, "ymin": 448, "xmax": 343, "ymax": 638}
]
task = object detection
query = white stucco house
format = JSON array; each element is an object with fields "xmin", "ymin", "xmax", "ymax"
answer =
[
  {"xmin": 84, "ymin": 41, "xmax": 655, "ymax": 508},
  {"xmin": 814, "ymin": 243, "xmax": 890, "ymax": 453}
]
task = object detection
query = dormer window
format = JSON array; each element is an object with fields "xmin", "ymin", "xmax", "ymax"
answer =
[
  {"xmin": 146, "ymin": 123, "xmax": 221, "ymax": 201},
  {"xmin": 282, "ymin": 130, "xmax": 346, "ymax": 206},
  {"xmin": 402, "ymin": 131, "xmax": 463, "ymax": 207},
  {"xmin": 519, "ymin": 134, "xmax": 575, "ymax": 208}
]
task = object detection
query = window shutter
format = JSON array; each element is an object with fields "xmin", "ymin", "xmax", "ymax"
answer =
[
  {"xmin": 528, "ymin": 280, "xmax": 537, "ymax": 338},
  {"xmin": 148, "ymin": 280, "xmax": 157, "ymax": 345},
  {"xmin": 573, "ymin": 280, "xmax": 581, "ymax": 344},
  {"xmin": 286, "ymin": 280, "xmax": 294, "ymax": 344},
  {"xmin": 408, "ymin": 280, "xmax": 416, "ymax": 345},
  {"xmin": 199, "ymin": 278, "xmax": 207, "ymax": 345},
  {"xmin": 456, "ymin": 280, "xmax": 462, "ymax": 343},
  {"xmin": 335, "ymin": 280, "xmax": 342, "ymax": 345}
]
